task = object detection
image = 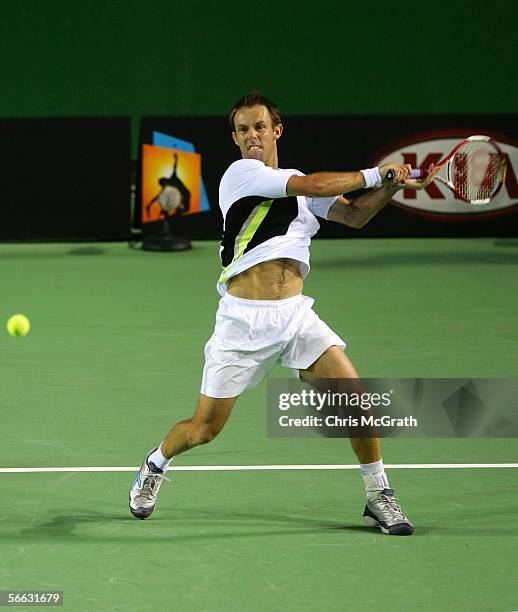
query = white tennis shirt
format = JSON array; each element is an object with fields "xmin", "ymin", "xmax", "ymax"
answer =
[{"xmin": 216, "ymin": 159, "xmax": 337, "ymax": 296}]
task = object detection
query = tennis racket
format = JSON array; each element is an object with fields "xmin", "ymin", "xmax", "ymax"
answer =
[{"xmin": 386, "ymin": 135, "xmax": 507, "ymax": 204}]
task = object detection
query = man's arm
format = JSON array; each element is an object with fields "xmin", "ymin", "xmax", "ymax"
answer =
[
  {"xmin": 326, "ymin": 164, "xmax": 440, "ymax": 228},
  {"xmin": 327, "ymin": 187, "xmax": 399, "ymax": 229},
  {"xmin": 286, "ymin": 171, "xmax": 366, "ymax": 197},
  {"xmin": 286, "ymin": 163, "xmax": 411, "ymax": 198}
]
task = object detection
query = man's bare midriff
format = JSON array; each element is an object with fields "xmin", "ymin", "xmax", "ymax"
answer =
[{"xmin": 227, "ymin": 258, "xmax": 303, "ymax": 300}]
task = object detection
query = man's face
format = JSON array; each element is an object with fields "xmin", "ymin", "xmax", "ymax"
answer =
[{"xmin": 232, "ymin": 105, "xmax": 282, "ymax": 166}]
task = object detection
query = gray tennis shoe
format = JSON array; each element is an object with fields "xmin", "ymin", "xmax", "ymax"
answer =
[
  {"xmin": 363, "ymin": 488, "xmax": 414, "ymax": 535},
  {"xmin": 129, "ymin": 450, "xmax": 170, "ymax": 519}
]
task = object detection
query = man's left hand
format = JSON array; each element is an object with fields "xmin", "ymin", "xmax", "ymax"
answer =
[{"xmin": 402, "ymin": 163, "xmax": 440, "ymax": 190}]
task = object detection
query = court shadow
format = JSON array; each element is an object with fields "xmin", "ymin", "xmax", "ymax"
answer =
[
  {"xmin": 315, "ymin": 249, "xmax": 518, "ymax": 270},
  {"xmin": 493, "ymin": 238, "xmax": 518, "ymax": 248},
  {"xmin": 409, "ymin": 525, "xmax": 514, "ymax": 538},
  {"xmin": 0, "ymin": 250, "xmax": 74, "ymax": 261},
  {"xmin": 67, "ymin": 246, "xmax": 106, "ymax": 255},
  {"xmin": 0, "ymin": 246, "xmax": 109, "ymax": 260}
]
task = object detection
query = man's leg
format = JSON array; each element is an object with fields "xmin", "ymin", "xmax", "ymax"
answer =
[
  {"xmin": 160, "ymin": 393, "xmax": 237, "ymax": 457},
  {"xmin": 299, "ymin": 346, "xmax": 380, "ymax": 464},
  {"xmin": 129, "ymin": 393, "xmax": 238, "ymax": 519},
  {"xmin": 299, "ymin": 346, "xmax": 414, "ymax": 535}
]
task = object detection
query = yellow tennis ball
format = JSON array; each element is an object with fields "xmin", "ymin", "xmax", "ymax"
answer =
[{"xmin": 6, "ymin": 314, "xmax": 31, "ymax": 337}]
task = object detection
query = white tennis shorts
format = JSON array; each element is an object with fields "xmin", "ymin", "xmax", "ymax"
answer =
[{"xmin": 200, "ymin": 292, "xmax": 346, "ymax": 398}]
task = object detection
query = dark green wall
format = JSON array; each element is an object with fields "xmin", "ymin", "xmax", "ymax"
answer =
[{"xmin": 1, "ymin": 0, "xmax": 516, "ymax": 123}]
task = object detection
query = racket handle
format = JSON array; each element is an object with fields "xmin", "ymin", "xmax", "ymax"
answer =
[{"xmin": 386, "ymin": 168, "xmax": 426, "ymax": 182}]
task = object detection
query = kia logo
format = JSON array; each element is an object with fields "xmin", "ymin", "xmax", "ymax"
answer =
[{"xmin": 373, "ymin": 131, "xmax": 518, "ymax": 220}]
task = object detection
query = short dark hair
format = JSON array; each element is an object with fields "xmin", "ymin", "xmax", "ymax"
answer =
[{"xmin": 229, "ymin": 91, "xmax": 282, "ymax": 132}]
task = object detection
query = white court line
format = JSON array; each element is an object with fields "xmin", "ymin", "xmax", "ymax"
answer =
[{"xmin": 0, "ymin": 463, "xmax": 517, "ymax": 473}]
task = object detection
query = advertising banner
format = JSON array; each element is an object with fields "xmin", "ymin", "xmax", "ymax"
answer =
[
  {"xmin": 141, "ymin": 144, "xmax": 201, "ymax": 236},
  {"xmin": 372, "ymin": 129, "xmax": 518, "ymax": 222},
  {"xmin": 140, "ymin": 114, "xmax": 518, "ymax": 239}
]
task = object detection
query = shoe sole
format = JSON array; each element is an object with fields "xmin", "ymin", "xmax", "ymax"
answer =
[
  {"xmin": 129, "ymin": 491, "xmax": 156, "ymax": 519},
  {"xmin": 363, "ymin": 514, "xmax": 414, "ymax": 536},
  {"xmin": 129, "ymin": 504, "xmax": 155, "ymax": 519}
]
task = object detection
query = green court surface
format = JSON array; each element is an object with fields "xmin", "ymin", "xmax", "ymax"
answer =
[{"xmin": 1, "ymin": 238, "xmax": 517, "ymax": 611}]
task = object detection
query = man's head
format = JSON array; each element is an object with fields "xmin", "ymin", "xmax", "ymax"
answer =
[{"xmin": 229, "ymin": 91, "xmax": 283, "ymax": 167}]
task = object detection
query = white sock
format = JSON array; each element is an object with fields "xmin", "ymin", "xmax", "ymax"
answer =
[
  {"xmin": 360, "ymin": 459, "xmax": 389, "ymax": 495},
  {"xmin": 148, "ymin": 445, "xmax": 173, "ymax": 471}
]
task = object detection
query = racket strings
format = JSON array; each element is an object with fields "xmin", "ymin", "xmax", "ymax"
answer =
[{"xmin": 451, "ymin": 142, "xmax": 504, "ymax": 203}]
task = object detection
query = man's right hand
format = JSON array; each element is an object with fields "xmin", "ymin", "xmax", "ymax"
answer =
[{"xmin": 379, "ymin": 163, "xmax": 413, "ymax": 185}]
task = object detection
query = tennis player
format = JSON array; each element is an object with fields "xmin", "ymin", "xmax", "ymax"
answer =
[{"xmin": 130, "ymin": 92, "xmax": 438, "ymax": 535}]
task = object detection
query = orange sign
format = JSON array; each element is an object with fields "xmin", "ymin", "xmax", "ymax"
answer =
[{"xmin": 142, "ymin": 144, "xmax": 201, "ymax": 222}]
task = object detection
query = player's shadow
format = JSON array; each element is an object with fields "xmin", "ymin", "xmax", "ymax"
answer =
[
  {"xmin": 6, "ymin": 508, "xmax": 371, "ymax": 543},
  {"xmin": 8, "ymin": 507, "xmax": 511, "ymax": 540},
  {"xmin": 12, "ymin": 512, "xmax": 131, "ymax": 538}
]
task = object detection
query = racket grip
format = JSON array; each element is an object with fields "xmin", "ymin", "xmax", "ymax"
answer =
[{"xmin": 386, "ymin": 168, "xmax": 426, "ymax": 182}]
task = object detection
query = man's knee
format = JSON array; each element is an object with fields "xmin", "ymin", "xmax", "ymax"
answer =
[
  {"xmin": 188, "ymin": 422, "xmax": 220, "ymax": 447},
  {"xmin": 186, "ymin": 394, "xmax": 236, "ymax": 448}
]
